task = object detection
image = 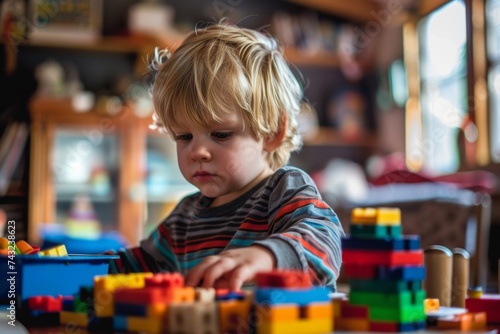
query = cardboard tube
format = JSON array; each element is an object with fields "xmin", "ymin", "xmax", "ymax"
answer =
[
  {"xmin": 451, "ymin": 248, "xmax": 470, "ymax": 308},
  {"xmin": 424, "ymin": 245, "xmax": 453, "ymax": 307}
]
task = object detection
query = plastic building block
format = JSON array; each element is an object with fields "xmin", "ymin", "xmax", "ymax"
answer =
[
  {"xmin": 93, "ymin": 272, "xmax": 153, "ymax": 317},
  {"xmin": 60, "ymin": 311, "xmax": 89, "ymax": 327},
  {"xmin": 256, "ymin": 304, "xmax": 299, "ymax": 322},
  {"xmin": 39, "ymin": 244, "xmax": 67, "ymax": 256},
  {"xmin": 255, "ymin": 270, "xmax": 312, "ymax": 288},
  {"xmin": 28, "ymin": 295, "xmax": 63, "ymax": 312},
  {"xmin": 114, "ymin": 286, "xmax": 195, "ymax": 304},
  {"xmin": 349, "ymin": 224, "xmax": 402, "ymax": 238},
  {"xmin": 257, "ymin": 318, "xmax": 333, "ymax": 334},
  {"xmin": 369, "ymin": 320, "xmax": 426, "ymax": 332},
  {"xmin": 215, "ymin": 289, "xmax": 247, "ymax": 301},
  {"xmin": 127, "ymin": 316, "xmax": 165, "ymax": 334},
  {"xmin": 350, "ymin": 279, "xmax": 421, "ymax": 292},
  {"xmin": 169, "ymin": 302, "xmax": 218, "ymax": 334},
  {"xmin": 144, "ymin": 272, "xmax": 184, "ymax": 288},
  {"xmin": 424, "ymin": 298, "xmax": 440, "ymax": 313},
  {"xmin": 113, "ymin": 316, "xmax": 128, "ymax": 332},
  {"xmin": 349, "ymin": 290, "xmax": 426, "ymax": 308},
  {"xmin": 339, "ymin": 300, "xmax": 368, "ymax": 318},
  {"xmin": 437, "ymin": 312, "xmax": 486, "ymax": 331},
  {"xmin": 335, "ymin": 318, "xmax": 369, "ymax": 331},
  {"xmin": 303, "ymin": 302, "xmax": 333, "ymax": 320},
  {"xmin": 218, "ymin": 298, "xmax": 252, "ymax": 334},
  {"xmin": 465, "ymin": 295, "xmax": 500, "ymax": 323},
  {"xmin": 342, "ymin": 249, "xmax": 423, "ymax": 266},
  {"xmin": 115, "ymin": 303, "xmax": 168, "ymax": 319},
  {"xmin": 16, "ymin": 240, "xmax": 37, "ymax": 254},
  {"xmin": 342, "ymin": 264, "xmax": 425, "ymax": 281},
  {"xmin": 342, "ymin": 236, "xmax": 420, "ymax": 251},
  {"xmin": 369, "ymin": 304, "xmax": 426, "ymax": 323},
  {"xmin": 255, "ymin": 287, "xmax": 330, "ymax": 306},
  {"xmin": 351, "ymin": 207, "xmax": 401, "ymax": 225},
  {"xmin": 195, "ymin": 287, "xmax": 216, "ymax": 302}
]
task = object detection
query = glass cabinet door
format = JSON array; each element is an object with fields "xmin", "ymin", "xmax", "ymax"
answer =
[
  {"xmin": 52, "ymin": 127, "xmax": 118, "ymax": 237},
  {"xmin": 143, "ymin": 134, "xmax": 196, "ymax": 238}
]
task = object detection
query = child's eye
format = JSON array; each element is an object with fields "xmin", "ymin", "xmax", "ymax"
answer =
[
  {"xmin": 211, "ymin": 132, "xmax": 232, "ymax": 140},
  {"xmin": 174, "ymin": 134, "xmax": 193, "ymax": 141}
]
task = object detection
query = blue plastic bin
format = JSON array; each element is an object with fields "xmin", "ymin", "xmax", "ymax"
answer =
[{"xmin": 0, "ymin": 254, "xmax": 118, "ymax": 306}]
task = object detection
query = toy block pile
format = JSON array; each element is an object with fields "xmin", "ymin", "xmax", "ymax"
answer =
[
  {"xmin": 340, "ymin": 207, "xmax": 427, "ymax": 332},
  {"xmin": 253, "ymin": 270, "xmax": 333, "ymax": 334},
  {"xmin": 52, "ymin": 269, "xmax": 334, "ymax": 334}
]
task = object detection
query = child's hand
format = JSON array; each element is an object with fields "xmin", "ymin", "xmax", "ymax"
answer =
[{"xmin": 185, "ymin": 245, "xmax": 275, "ymax": 290}]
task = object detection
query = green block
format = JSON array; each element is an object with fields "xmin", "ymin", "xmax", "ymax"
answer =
[
  {"xmin": 369, "ymin": 304, "xmax": 426, "ymax": 322},
  {"xmin": 74, "ymin": 297, "xmax": 89, "ymax": 314},
  {"xmin": 349, "ymin": 224, "xmax": 402, "ymax": 238},
  {"xmin": 349, "ymin": 290, "xmax": 426, "ymax": 308},
  {"xmin": 350, "ymin": 279, "xmax": 422, "ymax": 292}
]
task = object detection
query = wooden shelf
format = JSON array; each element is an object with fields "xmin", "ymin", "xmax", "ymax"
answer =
[
  {"xmin": 286, "ymin": 0, "xmax": 452, "ymax": 22},
  {"xmin": 284, "ymin": 48, "xmax": 339, "ymax": 68},
  {"xmin": 304, "ymin": 127, "xmax": 377, "ymax": 147}
]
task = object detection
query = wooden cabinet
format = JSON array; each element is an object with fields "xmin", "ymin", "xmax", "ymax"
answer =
[{"xmin": 28, "ymin": 98, "xmax": 195, "ymax": 246}]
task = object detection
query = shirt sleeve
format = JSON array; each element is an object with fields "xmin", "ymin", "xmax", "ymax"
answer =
[
  {"xmin": 108, "ymin": 213, "xmax": 182, "ymax": 274},
  {"xmin": 252, "ymin": 169, "xmax": 345, "ymax": 288}
]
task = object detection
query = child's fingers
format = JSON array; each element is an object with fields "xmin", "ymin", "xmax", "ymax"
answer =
[
  {"xmin": 200, "ymin": 258, "xmax": 238, "ymax": 288},
  {"xmin": 185, "ymin": 256, "xmax": 220, "ymax": 287},
  {"xmin": 228, "ymin": 265, "xmax": 253, "ymax": 291}
]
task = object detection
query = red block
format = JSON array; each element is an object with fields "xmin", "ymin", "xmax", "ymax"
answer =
[
  {"xmin": 342, "ymin": 249, "xmax": 423, "ymax": 266},
  {"xmin": 114, "ymin": 287, "xmax": 170, "ymax": 304},
  {"xmin": 255, "ymin": 270, "xmax": 312, "ymax": 288},
  {"xmin": 342, "ymin": 264, "xmax": 378, "ymax": 279},
  {"xmin": 28, "ymin": 295, "xmax": 64, "ymax": 312},
  {"xmin": 341, "ymin": 300, "xmax": 368, "ymax": 318},
  {"xmin": 145, "ymin": 272, "xmax": 184, "ymax": 288},
  {"xmin": 466, "ymin": 295, "xmax": 500, "ymax": 324}
]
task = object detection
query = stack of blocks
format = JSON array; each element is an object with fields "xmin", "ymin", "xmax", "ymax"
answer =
[
  {"xmin": 340, "ymin": 207, "xmax": 427, "ymax": 332},
  {"xmin": 253, "ymin": 270, "xmax": 333, "ymax": 334}
]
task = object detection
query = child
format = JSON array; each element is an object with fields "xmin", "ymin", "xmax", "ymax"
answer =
[{"xmin": 111, "ymin": 23, "xmax": 345, "ymax": 291}]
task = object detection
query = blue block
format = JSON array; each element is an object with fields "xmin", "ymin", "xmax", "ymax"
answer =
[
  {"xmin": 342, "ymin": 236, "xmax": 420, "ymax": 251},
  {"xmin": 115, "ymin": 303, "xmax": 147, "ymax": 316},
  {"xmin": 62, "ymin": 298, "xmax": 75, "ymax": 312},
  {"xmin": 113, "ymin": 315, "xmax": 128, "ymax": 332},
  {"xmin": 399, "ymin": 321, "xmax": 426, "ymax": 332},
  {"xmin": 216, "ymin": 291, "xmax": 246, "ymax": 301},
  {"xmin": 378, "ymin": 266, "xmax": 425, "ymax": 281},
  {"xmin": 255, "ymin": 287, "xmax": 330, "ymax": 306}
]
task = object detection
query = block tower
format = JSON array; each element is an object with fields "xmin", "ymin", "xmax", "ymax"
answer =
[{"xmin": 340, "ymin": 207, "xmax": 427, "ymax": 332}]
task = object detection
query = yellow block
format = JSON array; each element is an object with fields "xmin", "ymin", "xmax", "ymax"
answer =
[
  {"xmin": 303, "ymin": 302, "xmax": 333, "ymax": 320},
  {"xmin": 255, "ymin": 304, "xmax": 299, "ymax": 322},
  {"xmin": 351, "ymin": 207, "xmax": 401, "ymax": 225},
  {"xmin": 219, "ymin": 299, "xmax": 252, "ymax": 333},
  {"xmin": 39, "ymin": 244, "xmax": 68, "ymax": 256},
  {"xmin": 93, "ymin": 273, "xmax": 153, "ymax": 317},
  {"xmin": 60, "ymin": 311, "xmax": 89, "ymax": 327},
  {"xmin": 128, "ymin": 316, "xmax": 165, "ymax": 334},
  {"xmin": 258, "ymin": 318, "xmax": 333, "ymax": 334},
  {"xmin": 146, "ymin": 303, "xmax": 169, "ymax": 319},
  {"xmin": 424, "ymin": 298, "xmax": 440, "ymax": 313}
]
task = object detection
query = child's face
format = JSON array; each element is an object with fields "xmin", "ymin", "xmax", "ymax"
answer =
[{"xmin": 171, "ymin": 110, "xmax": 274, "ymax": 207}]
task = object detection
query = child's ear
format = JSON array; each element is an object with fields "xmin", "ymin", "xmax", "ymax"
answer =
[{"xmin": 264, "ymin": 115, "xmax": 287, "ymax": 152}]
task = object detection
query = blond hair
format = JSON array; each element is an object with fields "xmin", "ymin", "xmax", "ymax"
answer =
[{"xmin": 151, "ymin": 23, "xmax": 303, "ymax": 170}]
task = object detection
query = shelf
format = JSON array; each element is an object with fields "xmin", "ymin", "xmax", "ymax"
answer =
[
  {"xmin": 284, "ymin": 48, "xmax": 339, "ymax": 68},
  {"xmin": 23, "ymin": 32, "xmax": 185, "ymax": 54},
  {"xmin": 303, "ymin": 127, "xmax": 378, "ymax": 148},
  {"xmin": 286, "ymin": 0, "xmax": 452, "ymax": 22}
]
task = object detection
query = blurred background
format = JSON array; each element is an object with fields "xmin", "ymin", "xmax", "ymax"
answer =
[{"xmin": 0, "ymin": 0, "xmax": 499, "ymax": 290}]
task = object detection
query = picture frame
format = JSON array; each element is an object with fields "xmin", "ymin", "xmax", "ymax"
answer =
[{"xmin": 29, "ymin": 0, "xmax": 102, "ymax": 43}]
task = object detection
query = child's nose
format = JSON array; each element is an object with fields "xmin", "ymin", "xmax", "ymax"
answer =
[{"xmin": 190, "ymin": 140, "xmax": 211, "ymax": 161}]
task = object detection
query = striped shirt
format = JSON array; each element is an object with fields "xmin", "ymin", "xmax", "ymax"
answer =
[{"xmin": 110, "ymin": 166, "xmax": 345, "ymax": 290}]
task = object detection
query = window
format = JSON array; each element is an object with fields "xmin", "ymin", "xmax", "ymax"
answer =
[
  {"xmin": 487, "ymin": 0, "xmax": 500, "ymax": 161},
  {"xmin": 417, "ymin": 0, "xmax": 467, "ymax": 175}
]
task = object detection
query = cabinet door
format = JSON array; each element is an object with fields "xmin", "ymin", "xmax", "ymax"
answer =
[
  {"xmin": 52, "ymin": 127, "xmax": 118, "ymax": 236},
  {"xmin": 143, "ymin": 133, "xmax": 196, "ymax": 238}
]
